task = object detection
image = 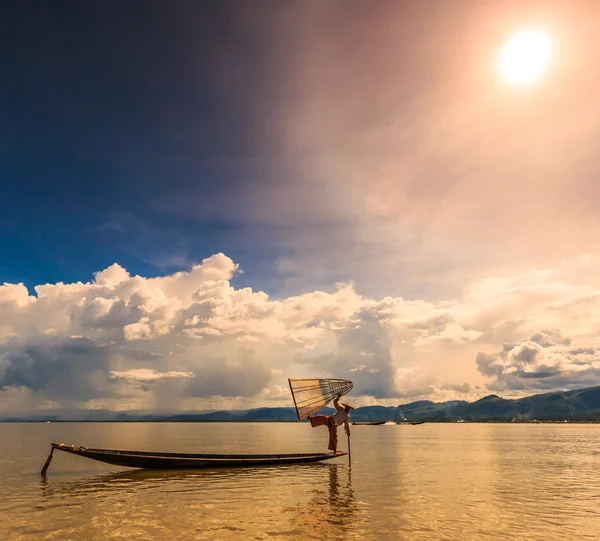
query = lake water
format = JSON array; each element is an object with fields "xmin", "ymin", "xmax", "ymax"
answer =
[{"xmin": 1, "ymin": 422, "xmax": 599, "ymax": 540}]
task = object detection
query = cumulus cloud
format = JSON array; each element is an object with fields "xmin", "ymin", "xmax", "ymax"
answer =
[
  {"xmin": 0, "ymin": 253, "xmax": 487, "ymax": 413},
  {"xmin": 476, "ymin": 330, "xmax": 600, "ymax": 392},
  {"xmin": 3, "ymin": 250, "xmax": 600, "ymax": 414}
]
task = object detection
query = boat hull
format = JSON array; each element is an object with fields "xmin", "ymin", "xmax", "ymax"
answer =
[{"xmin": 50, "ymin": 443, "xmax": 346, "ymax": 470}]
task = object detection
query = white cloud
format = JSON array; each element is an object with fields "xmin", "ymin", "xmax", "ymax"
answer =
[
  {"xmin": 94, "ymin": 263, "xmax": 131, "ymax": 286},
  {"xmin": 477, "ymin": 330, "xmax": 600, "ymax": 392},
  {"xmin": 258, "ymin": 385, "xmax": 290, "ymax": 401},
  {"xmin": 3, "ymin": 250, "xmax": 600, "ymax": 413},
  {"xmin": 110, "ymin": 369, "xmax": 195, "ymax": 382},
  {"xmin": 414, "ymin": 323, "xmax": 483, "ymax": 348}
]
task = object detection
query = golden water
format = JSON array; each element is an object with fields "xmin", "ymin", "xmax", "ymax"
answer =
[{"xmin": 1, "ymin": 422, "xmax": 599, "ymax": 540}]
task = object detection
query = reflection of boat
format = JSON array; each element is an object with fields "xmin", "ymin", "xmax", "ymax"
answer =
[
  {"xmin": 41, "ymin": 463, "xmax": 362, "ymax": 539},
  {"xmin": 40, "ymin": 462, "xmax": 326, "ymax": 498},
  {"xmin": 352, "ymin": 421, "xmax": 385, "ymax": 426},
  {"xmin": 41, "ymin": 443, "xmax": 346, "ymax": 474}
]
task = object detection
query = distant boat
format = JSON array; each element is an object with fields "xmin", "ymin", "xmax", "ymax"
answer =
[
  {"xmin": 411, "ymin": 421, "xmax": 425, "ymax": 425},
  {"xmin": 41, "ymin": 443, "xmax": 346, "ymax": 475},
  {"xmin": 352, "ymin": 420, "xmax": 385, "ymax": 426}
]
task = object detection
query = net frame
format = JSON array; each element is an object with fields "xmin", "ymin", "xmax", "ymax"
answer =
[{"xmin": 288, "ymin": 378, "xmax": 353, "ymax": 421}]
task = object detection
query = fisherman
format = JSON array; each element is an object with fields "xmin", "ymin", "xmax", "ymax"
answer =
[{"xmin": 307, "ymin": 395, "xmax": 354, "ymax": 453}]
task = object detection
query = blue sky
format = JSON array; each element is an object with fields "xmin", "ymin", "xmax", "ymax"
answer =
[
  {"xmin": 3, "ymin": 1, "xmax": 600, "ymax": 414},
  {"xmin": 1, "ymin": 1, "xmax": 289, "ymax": 292},
  {"xmin": 4, "ymin": 1, "xmax": 598, "ymax": 299}
]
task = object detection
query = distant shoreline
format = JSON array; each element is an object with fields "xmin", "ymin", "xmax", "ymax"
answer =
[
  {"xmin": 3, "ymin": 419, "xmax": 600, "ymax": 424},
  {"xmin": 5, "ymin": 385, "xmax": 600, "ymax": 424}
]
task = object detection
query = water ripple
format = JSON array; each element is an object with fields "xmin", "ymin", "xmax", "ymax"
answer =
[{"xmin": 2, "ymin": 423, "xmax": 600, "ymax": 540}]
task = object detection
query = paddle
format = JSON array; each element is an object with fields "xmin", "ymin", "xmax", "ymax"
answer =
[
  {"xmin": 347, "ymin": 430, "xmax": 352, "ymax": 467},
  {"xmin": 41, "ymin": 445, "xmax": 54, "ymax": 476}
]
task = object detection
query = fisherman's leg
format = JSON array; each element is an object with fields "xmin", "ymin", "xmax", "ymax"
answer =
[
  {"xmin": 327, "ymin": 423, "xmax": 338, "ymax": 452},
  {"xmin": 309, "ymin": 415, "xmax": 328, "ymax": 428}
]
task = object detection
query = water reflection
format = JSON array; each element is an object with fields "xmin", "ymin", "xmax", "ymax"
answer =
[
  {"xmin": 40, "ymin": 463, "xmax": 325, "ymax": 498},
  {"xmin": 288, "ymin": 465, "xmax": 364, "ymax": 539},
  {"xmin": 35, "ymin": 463, "xmax": 366, "ymax": 540}
]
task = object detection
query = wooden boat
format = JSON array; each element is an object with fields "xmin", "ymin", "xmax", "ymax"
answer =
[
  {"xmin": 352, "ymin": 420, "xmax": 385, "ymax": 426},
  {"xmin": 411, "ymin": 421, "xmax": 425, "ymax": 425},
  {"xmin": 41, "ymin": 443, "xmax": 346, "ymax": 474}
]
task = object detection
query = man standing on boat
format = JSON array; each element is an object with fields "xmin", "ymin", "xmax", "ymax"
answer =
[{"xmin": 307, "ymin": 396, "xmax": 354, "ymax": 453}]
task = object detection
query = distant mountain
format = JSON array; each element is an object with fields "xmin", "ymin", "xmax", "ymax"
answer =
[
  {"xmin": 393, "ymin": 386, "xmax": 600, "ymax": 422},
  {"xmin": 394, "ymin": 400, "xmax": 468, "ymax": 422},
  {"xmin": 4, "ymin": 386, "xmax": 600, "ymax": 422},
  {"xmin": 450, "ymin": 386, "xmax": 600, "ymax": 422}
]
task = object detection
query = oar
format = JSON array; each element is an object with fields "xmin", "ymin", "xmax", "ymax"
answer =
[
  {"xmin": 41, "ymin": 444, "xmax": 55, "ymax": 476},
  {"xmin": 347, "ymin": 430, "xmax": 352, "ymax": 467}
]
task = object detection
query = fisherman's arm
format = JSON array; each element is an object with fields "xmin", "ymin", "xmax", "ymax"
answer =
[{"xmin": 333, "ymin": 396, "xmax": 344, "ymax": 413}]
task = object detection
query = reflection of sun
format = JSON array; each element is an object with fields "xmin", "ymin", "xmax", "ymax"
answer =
[{"xmin": 499, "ymin": 29, "xmax": 552, "ymax": 84}]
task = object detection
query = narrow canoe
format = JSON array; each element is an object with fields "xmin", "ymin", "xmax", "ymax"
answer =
[
  {"xmin": 44, "ymin": 443, "xmax": 346, "ymax": 471},
  {"xmin": 351, "ymin": 421, "xmax": 385, "ymax": 426}
]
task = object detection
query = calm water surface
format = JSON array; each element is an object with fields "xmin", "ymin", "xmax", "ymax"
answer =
[{"xmin": 1, "ymin": 422, "xmax": 599, "ymax": 540}]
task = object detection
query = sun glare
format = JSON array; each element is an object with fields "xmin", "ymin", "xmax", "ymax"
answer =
[{"xmin": 499, "ymin": 29, "xmax": 552, "ymax": 85}]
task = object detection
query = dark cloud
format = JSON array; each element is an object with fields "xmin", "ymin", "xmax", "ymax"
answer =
[
  {"xmin": 306, "ymin": 308, "xmax": 404, "ymax": 399},
  {"xmin": 182, "ymin": 347, "xmax": 271, "ymax": 398},
  {"xmin": 0, "ymin": 336, "xmax": 116, "ymax": 402},
  {"xmin": 0, "ymin": 335, "xmax": 272, "ymax": 408},
  {"xmin": 529, "ymin": 330, "xmax": 571, "ymax": 347}
]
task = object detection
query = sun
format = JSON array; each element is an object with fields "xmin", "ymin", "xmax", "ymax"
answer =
[{"xmin": 498, "ymin": 29, "xmax": 552, "ymax": 85}]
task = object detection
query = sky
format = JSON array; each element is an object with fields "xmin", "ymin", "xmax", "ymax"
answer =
[{"xmin": 2, "ymin": 1, "xmax": 600, "ymax": 415}]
